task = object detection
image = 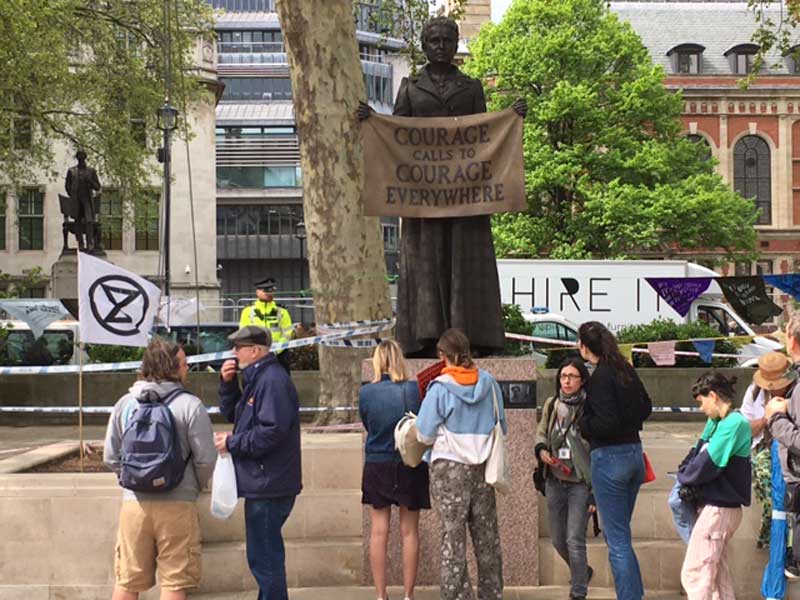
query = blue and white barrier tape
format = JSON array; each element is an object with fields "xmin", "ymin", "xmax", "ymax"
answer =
[
  {"xmin": 0, "ymin": 405, "xmax": 701, "ymax": 414},
  {"xmin": 317, "ymin": 318, "xmax": 394, "ymax": 333},
  {"xmin": 0, "ymin": 321, "xmax": 395, "ymax": 375},
  {"xmin": 0, "ymin": 406, "xmax": 355, "ymax": 414}
]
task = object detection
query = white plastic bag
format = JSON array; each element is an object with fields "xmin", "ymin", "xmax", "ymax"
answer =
[{"xmin": 210, "ymin": 454, "xmax": 238, "ymax": 520}]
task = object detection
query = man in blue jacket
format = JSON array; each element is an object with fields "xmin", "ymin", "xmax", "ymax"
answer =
[{"xmin": 215, "ymin": 325, "xmax": 302, "ymax": 600}]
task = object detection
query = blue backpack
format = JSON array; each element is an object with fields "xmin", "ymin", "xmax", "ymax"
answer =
[{"xmin": 119, "ymin": 388, "xmax": 189, "ymax": 493}]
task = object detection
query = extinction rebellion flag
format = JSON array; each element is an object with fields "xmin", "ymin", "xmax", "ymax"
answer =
[
  {"xmin": 78, "ymin": 252, "xmax": 161, "ymax": 347},
  {"xmin": 361, "ymin": 108, "xmax": 526, "ymax": 218}
]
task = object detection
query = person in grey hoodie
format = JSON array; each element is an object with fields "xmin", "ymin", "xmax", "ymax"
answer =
[{"xmin": 104, "ymin": 338, "xmax": 216, "ymax": 600}]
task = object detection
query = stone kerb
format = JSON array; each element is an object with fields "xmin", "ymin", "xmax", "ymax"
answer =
[{"xmin": 360, "ymin": 357, "xmax": 539, "ymax": 586}]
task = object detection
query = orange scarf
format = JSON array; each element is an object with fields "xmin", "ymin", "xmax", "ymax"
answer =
[{"xmin": 442, "ymin": 365, "xmax": 479, "ymax": 385}]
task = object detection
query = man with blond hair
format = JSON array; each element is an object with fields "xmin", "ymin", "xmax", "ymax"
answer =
[
  {"xmin": 766, "ymin": 314, "xmax": 800, "ymax": 578},
  {"xmin": 104, "ymin": 338, "xmax": 216, "ymax": 600}
]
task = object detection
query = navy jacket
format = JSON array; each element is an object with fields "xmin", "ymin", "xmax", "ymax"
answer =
[
  {"xmin": 219, "ymin": 353, "xmax": 302, "ymax": 499},
  {"xmin": 359, "ymin": 376, "xmax": 420, "ymax": 463}
]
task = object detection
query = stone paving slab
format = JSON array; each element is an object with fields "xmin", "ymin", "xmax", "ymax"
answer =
[{"xmin": 191, "ymin": 587, "xmax": 685, "ymax": 600}]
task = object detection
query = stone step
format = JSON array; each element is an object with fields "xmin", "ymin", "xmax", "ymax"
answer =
[
  {"xmin": 190, "ymin": 586, "xmax": 686, "ymax": 600},
  {"xmin": 539, "ymin": 537, "xmax": 770, "ymax": 599},
  {"xmin": 198, "ymin": 489, "xmax": 362, "ymax": 542},
  {"xmin": 196, "ymin": 538, "xmax": 362, "ymax": 594},
  {"xmin": 538, "ymin": 485, "xmax": 765, "ymax": 541}
]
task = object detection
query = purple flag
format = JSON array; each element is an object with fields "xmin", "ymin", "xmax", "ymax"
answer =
[{"xmin": 645, "ymin": 278, "xmax": 712, "ymax": 317}]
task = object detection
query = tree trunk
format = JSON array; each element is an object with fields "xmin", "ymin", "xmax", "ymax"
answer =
[{"xmin": 276, "ymin": 0, "xmax": 391, "ymax": 424}]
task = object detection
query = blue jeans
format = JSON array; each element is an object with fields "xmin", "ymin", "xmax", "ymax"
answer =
[
  {"xmin": 244, "ymin": 496, "xmax": 297, "ymax": 600},
  {"xmin": 545, "ymin": 477, "xmax": 591, "ymax": 599},
  {"xmin": 668, "ymin": 478, "xmax": 696, "ymax": 544},
  {"xmin": 591, "ymin": 443, "xmax": 645, "ymax": 600}
]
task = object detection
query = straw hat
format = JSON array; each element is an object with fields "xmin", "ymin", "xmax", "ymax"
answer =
[{"xmin": 753, "ymin": 352, "xmax": 797, "ymax": 390}]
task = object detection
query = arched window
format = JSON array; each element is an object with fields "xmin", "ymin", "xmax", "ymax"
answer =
[
  {"xmin": 667, "ymin": 44, "xmax": 705, "ymax": 74},
  {"xmin": 733, "ymin": 135, "xmax": 771, "ymax": 224},
  {"xmin": 685, "ymin": 134, "xmax": 712, "ymax": 161}
]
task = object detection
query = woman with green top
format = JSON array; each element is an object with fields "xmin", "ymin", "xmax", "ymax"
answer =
[
  {"xmin": 535, "ymin": 356, "xmax": 595, "ymax": 600},
  {"xmin": 678, "ymin": 372, "xmax": 752, "ymax": 599}
]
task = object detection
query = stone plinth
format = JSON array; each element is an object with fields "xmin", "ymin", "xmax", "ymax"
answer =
[
  {"xmin": 361, "ymin": 358, "xmax": 539, "ymax": 587},
  {"xmin": 51, "ymin": 253, "xmax": 78, "ymax": 297}
]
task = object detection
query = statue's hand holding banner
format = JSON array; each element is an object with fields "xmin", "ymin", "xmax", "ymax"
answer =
[{"xmin": 361, "ymin": 108, "xmax": 526, "ymax": 218}]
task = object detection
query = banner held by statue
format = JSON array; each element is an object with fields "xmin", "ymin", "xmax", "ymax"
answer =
[{"xmin": 361, "ymin": 107, "xmax": 526, "ymax": 218}]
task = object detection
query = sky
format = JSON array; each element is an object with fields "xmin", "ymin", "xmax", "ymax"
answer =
[{"xmin": 492, "ymin": 0, "xmax": 512, "ymax": 22}]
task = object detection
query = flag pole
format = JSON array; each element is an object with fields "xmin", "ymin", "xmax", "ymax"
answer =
[{"xmin": 78, "ymin": 341, "xmax": 84, "ymax": 473}]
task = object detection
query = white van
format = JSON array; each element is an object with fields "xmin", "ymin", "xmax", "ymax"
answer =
[
  {"xmin": 0, "ymin": 320, "xmax": 85, "ymax": 367},
  {"xmin": 497, "ymin": 259, "xmax": 783, "ymax": 366}
]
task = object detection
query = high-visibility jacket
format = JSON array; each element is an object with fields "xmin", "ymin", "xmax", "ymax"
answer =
[{"xmin": 238, "ymin": 300, "xmax": 293, "ymax": 353}]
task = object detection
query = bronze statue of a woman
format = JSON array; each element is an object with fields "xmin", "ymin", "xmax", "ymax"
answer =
[{"xmin": 359, "ymin": 16, "xmax": 526, "ymax": 357}]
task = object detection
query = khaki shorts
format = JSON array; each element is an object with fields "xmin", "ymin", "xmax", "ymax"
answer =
[{"xmin": 114, "ymin": 501, "xmax": 202, "ymax": 592}]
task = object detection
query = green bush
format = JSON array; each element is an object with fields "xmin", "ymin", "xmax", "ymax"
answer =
[
  {"xmin": 502, "ymin": 304, "xmax": 532, "ymax": 356},
  {"xmin": 85, "ymin": 344, "xmax": 144, "ymax": 364},
  {"xmin": 616, "ymin": 319, "xmax": 740, "ymax": 368}
]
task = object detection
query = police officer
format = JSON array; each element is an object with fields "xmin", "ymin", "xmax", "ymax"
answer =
[{"xmin": 239, "ymin": 277, "xmax": 294, "ymax": 372}]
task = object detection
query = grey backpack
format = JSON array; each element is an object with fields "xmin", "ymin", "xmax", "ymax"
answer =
[{"xmin": 119, "ymin": 388, "xmax": 188, "ymax": 492}]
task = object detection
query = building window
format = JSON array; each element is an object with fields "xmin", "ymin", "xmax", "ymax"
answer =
[
  {"xmin": 217, "ymin": 29, "xmax": 283, "ymax": 54},
  {"xmin": 733, "ymin": 135, "xmax": 771, "ymax": 225},
  {"xmin": 725, "ymin": 44, "xmax": 759, "ymax": 74},
  {"xmin": 667, "ymin": 44, "xmax": 704, "ymax": 74},
  {"xmin": 359, "ymin": 43, "xmax": 386, "ymax": 63},
  {"xmin": 99, "ymin": 191, "xmax": 124, "ymax": 250},
  {"xmin": 363, "ymin": 72, "xmax": 392, "ymax": 104},
  {"xmin": 208, "ymin": 0, "xmax": 275, "ymax": 12},
  {"xmin": 135, "ymin": 192, "xmax": 160, "ymax": 251},
  {"xmin": 17, "ymin": 188, "xmax": 44, "ymax": 250},
  {"xmin": 677, "ymin": 52, "xmax": 700, "ymax": 74},
  {"xmin": 220, "ymin": 77, "xmax": 292, "ymax": 101},
  {"xmin": 382, "ymin": 222, "xmax": 398, "ymax": 252},
  {"xmin": 217, "ymin": 166, "xmax": 302, "ymax": 189},
  {"xmin": 216, "ymin": 204, "xmax": 303, "ymax": 237},
  {"xmin": 0, "ymin": 194, "xmax": 5, "ymax": 250}
]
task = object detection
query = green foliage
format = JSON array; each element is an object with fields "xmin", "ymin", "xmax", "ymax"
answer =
[
  {"xmin": 466, "ymin": 0, "xmax": 759, "ymax": 260},
  {"xmin": 85, "ymin": 344, "xmax": 144, "ymax": 365},
  {"xmin": 501, "ymin": 303, "xmax": 531, "ymax": 356},
  {"xmin": 616, "ymin": 319, "xmax": 740, "ymax": 368},
  {"xmin": 356, "ymin": 0, "xmax": 468, "ymax": 72},
  {"xmin": 0, "ymin": 0, "xmax": 215, "ymax": 199},
  {"xmin": 0, "ymin": 267, "xmax": 47, "ymax": 299}
]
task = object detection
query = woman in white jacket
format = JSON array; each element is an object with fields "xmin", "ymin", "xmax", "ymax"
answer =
[{"xmin": 416, "ymin": 328, "xmax": 507, "ymax": 600}]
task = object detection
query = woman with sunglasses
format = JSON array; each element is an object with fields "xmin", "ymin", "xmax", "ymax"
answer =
[{"xmin": 535, "ymin": 356, "xmax": 595, "ymax": 600}]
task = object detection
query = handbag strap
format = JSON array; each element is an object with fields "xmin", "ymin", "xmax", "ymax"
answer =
[{"xmin": 491, "ymin": 383, "xmax": 500, "ymax": 425}]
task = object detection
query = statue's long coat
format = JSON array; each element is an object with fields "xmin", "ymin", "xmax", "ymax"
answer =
[{"xmin": 393, "ymin": 65, "xmax": 505, "ymax": 355}]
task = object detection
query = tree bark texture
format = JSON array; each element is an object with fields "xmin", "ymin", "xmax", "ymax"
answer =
[{"xmin": 276, "ymin": 0, "xmax": 391, "ymax": 423}]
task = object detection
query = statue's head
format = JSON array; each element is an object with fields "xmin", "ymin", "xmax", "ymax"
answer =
[
  {"xmin": 75, "ymin": 150, "xmax": 87, "ymax": 164},
  {"xmin": 421, "ymin": 16, "xmax": 459, "ymax": 66}
]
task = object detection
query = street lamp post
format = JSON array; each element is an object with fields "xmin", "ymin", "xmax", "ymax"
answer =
[
  {"xmin": 294, "ymin": 221, "xmax": 307, "ymax": 323},
  {"xmin": 156, "ymin": 101, "xmax": 178, "ymax": 298}
]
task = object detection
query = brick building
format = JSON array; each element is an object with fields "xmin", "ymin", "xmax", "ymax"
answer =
[{"xmin": 613, "ymin": 2, "xmax": 800, "ymax": 286}]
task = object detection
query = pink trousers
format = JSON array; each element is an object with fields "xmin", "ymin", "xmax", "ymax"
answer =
[{"xmin": 680, "ymin": 504, "xmax": 742, "ymax": 600}]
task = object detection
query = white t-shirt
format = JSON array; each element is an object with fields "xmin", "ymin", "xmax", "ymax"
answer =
[{"xmin": 740, "ymin": 383, "xmax": 766, "ymax": 449}]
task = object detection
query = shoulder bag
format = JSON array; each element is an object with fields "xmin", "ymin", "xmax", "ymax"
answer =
[{"xmin": 485, "ymin": 383, "xmax": 511, "ymax": 494}]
